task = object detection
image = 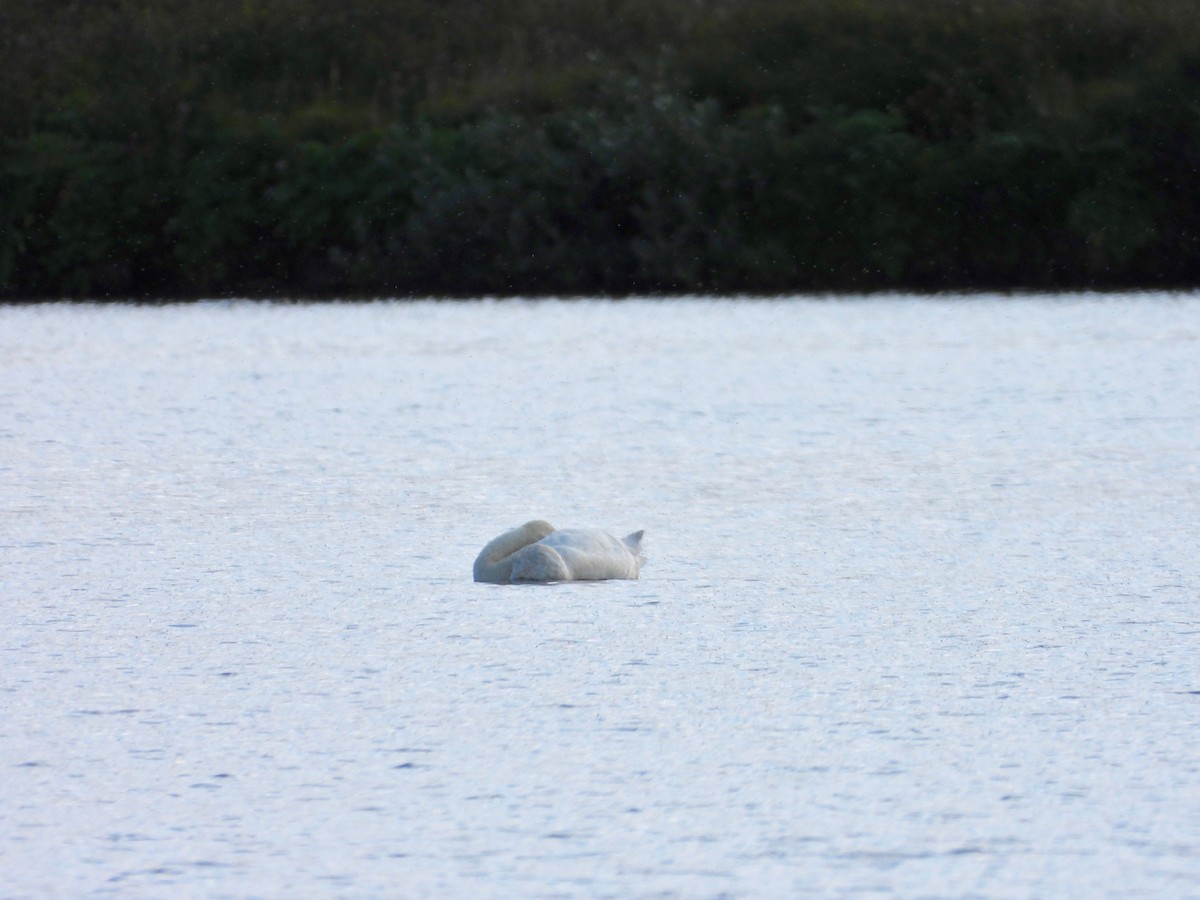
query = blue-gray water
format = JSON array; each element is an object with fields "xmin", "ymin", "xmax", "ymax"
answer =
[{"xmin": 2, "ymin": 295, "xmax": 1198, "ymax": 897}]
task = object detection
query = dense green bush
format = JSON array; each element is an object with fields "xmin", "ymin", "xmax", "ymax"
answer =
[{"xmin": 2, "ymin": 0, "xmax": 1199, "ymax": 297}]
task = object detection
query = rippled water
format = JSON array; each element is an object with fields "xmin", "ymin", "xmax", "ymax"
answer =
[{"xmin": 2, "ymin": 295, "xmax": 1198, "ymax": 897}]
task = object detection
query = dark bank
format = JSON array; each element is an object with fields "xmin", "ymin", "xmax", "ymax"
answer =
[{"xmin": 2, "ymin": 0, "xmax": 1198, "ymax": 299}]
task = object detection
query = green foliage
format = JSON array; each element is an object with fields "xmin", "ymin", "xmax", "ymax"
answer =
[
  {"xmin": 3, "ymin": 0, "xmax": 1200, "ymax": 297},
  {"xmin": 1, "ymin": 132, "xmax": 171, "ymax": 295}
]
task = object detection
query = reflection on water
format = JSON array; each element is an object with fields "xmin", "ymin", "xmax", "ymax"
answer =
[{"xmin": 2, "ymin": 295, "xmax": 1199, "ymax": 896}]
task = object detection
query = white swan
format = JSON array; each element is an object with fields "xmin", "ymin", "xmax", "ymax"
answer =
[{"xmin": 473, "ymin": 520, "xmax": 645, "ymax": 584}]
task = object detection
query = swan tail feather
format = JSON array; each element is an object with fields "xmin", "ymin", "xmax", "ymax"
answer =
[{"xmin": 622, "ymin": 530, "xmax": 645, "ymax": 562}]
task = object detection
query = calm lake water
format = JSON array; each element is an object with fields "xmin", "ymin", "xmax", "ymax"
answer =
[{"xmin": 2, "ymin": 295, "xmax": 1198, "ymax": 898}]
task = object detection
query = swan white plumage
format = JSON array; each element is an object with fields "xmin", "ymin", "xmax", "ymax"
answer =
[{"xmin": 473, "ymin": 520, "xmax": 644, "ymax": 584}]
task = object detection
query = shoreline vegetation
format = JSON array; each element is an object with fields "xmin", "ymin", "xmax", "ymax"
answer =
[{"xmin": 3, "ymin": 0, "xmax": 1199, "ymax": 300}]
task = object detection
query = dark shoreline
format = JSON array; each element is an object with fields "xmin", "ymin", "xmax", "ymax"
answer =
[
  {"xmin": 4, "ymin": 288, "xmax": 1196, "ymax": 307},
  {"xmin": 4, "ymin": 0, "xmax": 1199, "ymax": 300}
]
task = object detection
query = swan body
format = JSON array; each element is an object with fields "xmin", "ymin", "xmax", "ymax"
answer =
[{"xmin": 473, "ymin": 520, "xmax": 644, "ymax": 584}]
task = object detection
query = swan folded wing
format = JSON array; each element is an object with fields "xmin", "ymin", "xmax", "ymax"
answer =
[{"xmin": 540, "ymin": 528, "xmax": 641, "ymax": 581}]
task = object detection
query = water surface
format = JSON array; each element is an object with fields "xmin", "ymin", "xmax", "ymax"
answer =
[{"xmin": 2, "ymin": 295, "xmax": 1198, "ymax": 897}]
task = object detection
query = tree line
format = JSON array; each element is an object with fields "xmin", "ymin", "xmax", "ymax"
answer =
[{"xmin": 2, "ymin": 0, "xmax": 1199, "ymax": 298}]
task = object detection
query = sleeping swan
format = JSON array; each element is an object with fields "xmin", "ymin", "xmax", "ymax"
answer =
[{"xmin": 473, "ymin": 520, "xmax": 644, "ymax": 584}]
